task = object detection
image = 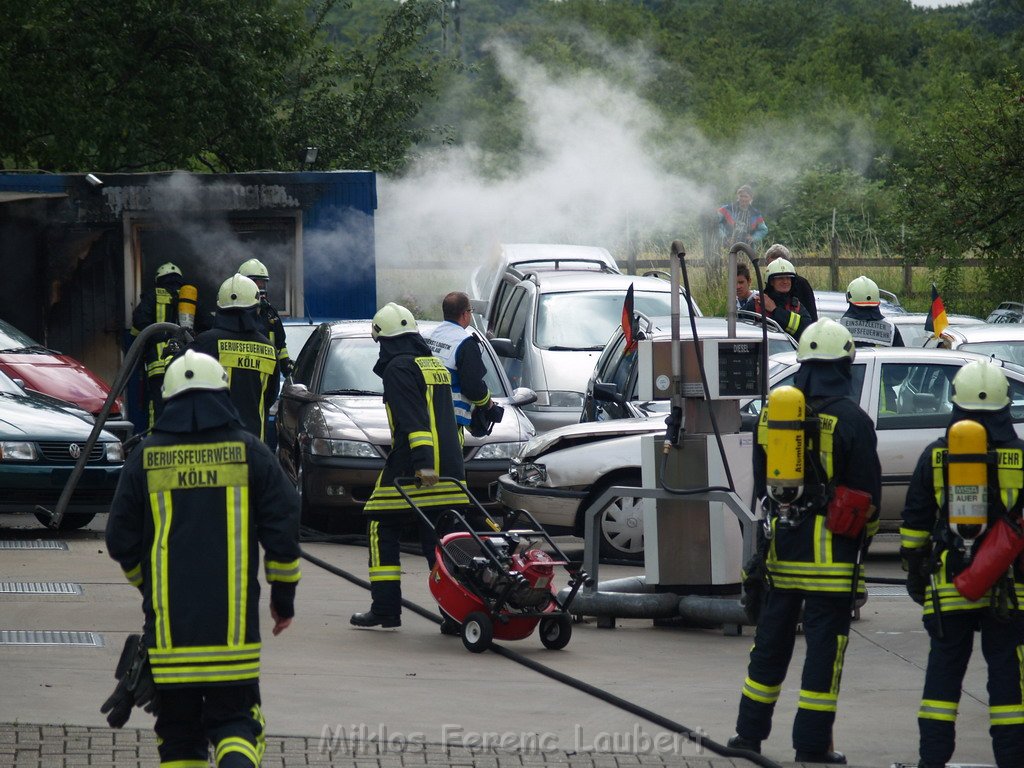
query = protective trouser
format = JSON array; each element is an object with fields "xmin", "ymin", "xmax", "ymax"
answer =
[
  {"xmin": 736, "ymin": 589, "xmax": 851, "ymax": 753},
  {"xmin": 918, "ymin": 610, "xmax": 1024, "ymax": 768},
  {"xmin": 367, "ymin": 507, "xmax": 491, "ymax": 617},
  {"xmin": 154, "ymin": 683, "xmax": 265, "ymax": 767}
]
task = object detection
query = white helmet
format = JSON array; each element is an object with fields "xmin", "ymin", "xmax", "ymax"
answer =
[
  {"xmin": 951, "ymin": 359, "xmax": 1010, "ymax": 411},
  {"xmin": 847, "ymin": 275, "xmax": 880, "ymax": 306},
  {"xmin": 797, "ymin": 318, "xmax": 856, "ymax": 363},
  {"xmin": 371, "ymin": 303, "xmax": 418, "ymax": 341},
  {"xmin": 765, "ymin": 258, "xmax": 796, "ymax": 281},
  {"xmin": 217, "ymin": 273, "xmax": 260, "ymax": 310},
  {"xmin": 162, "ymin": 350, "xmax": 229, "ymax": 400},
  {"xmin": 156, "ymin": 262, "xmax": 182, "ymax": 280},
  {"xmin": 238, "ymin": 258, "xmax": 269, "ymax": 281}
]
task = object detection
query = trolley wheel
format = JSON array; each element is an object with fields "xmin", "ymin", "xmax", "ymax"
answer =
[
  {"xmin": 461, "ymin": 611, "xmax": 493, "ymax": 653},
  {"xmin": 538, "ymin": 613, "xmax": 573, "ymax": 650}
]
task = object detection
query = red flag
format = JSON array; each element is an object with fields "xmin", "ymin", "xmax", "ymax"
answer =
[
  {"xmin": 924, "ymin": 283, "xmax": 948, "ymax": 338},
  {"xmin": 621, "ymin": 283, "xmax": 638, "ymax": 353}
]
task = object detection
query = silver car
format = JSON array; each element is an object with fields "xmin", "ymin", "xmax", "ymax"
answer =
[{"xmin": 938, "ymin": 323, "xmax": 1024, "ymax": 366}]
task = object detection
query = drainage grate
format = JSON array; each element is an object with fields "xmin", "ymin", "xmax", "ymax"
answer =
[
  {"xmin": 868, "ymin": 585, "xmax": 908, "ymax": 597},
  {"xmin": 0, "ymin": 540, "xmax": 68, "ymax": 551},
  {"xmin": 0, "ymin": 582, "xmax": 82, "ymax": 595},
  {"xmin": 0, "ymin": 630, "xmax": 103, "ymax": 646}
]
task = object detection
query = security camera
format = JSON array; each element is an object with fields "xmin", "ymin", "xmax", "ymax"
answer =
[{"xmin": 85, "ymin": 173, "xmax": 103, "ymax": 188}]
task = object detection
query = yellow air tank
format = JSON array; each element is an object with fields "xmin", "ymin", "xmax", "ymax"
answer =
[
  {"xmin": 766, "ymin": 385, "xmax": 806, "ymax": 505},
  {"xmin": 177, "ymin": 284, "xmax": 198, "ymax": 331},
  {"xmin": 947, "ymin": 419, "xmax": 988, "ymax": 538}
]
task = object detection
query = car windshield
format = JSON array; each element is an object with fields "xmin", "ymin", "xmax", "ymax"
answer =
[
  {"xmin": 537, "ymin": 291, "xmax": 677, "ymax": 350},
  {"xmin": 0, "ymin": 318, "xmax": 43, "ymax": 352},
  {"xmin": 959, "ymin": 341, "xmax": 1024, "ymax": 367}
]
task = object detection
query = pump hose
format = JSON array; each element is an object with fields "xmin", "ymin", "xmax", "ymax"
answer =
[{"xmin": 299, "ymin": 547, "xmax": 780, "ymax": 768}]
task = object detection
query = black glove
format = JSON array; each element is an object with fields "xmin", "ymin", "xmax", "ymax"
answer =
[
  {"xmin": 906, "ymin": 571, "xmax": 928, "ymax": 605},
  {"xmin": 100, "ymin": 678, "xmax": 135, "ymax": 728},
  {"xmin": 100, "ymin": 635, "xmax": 160, "ymax": 728},
  {"xmin": 281, "ymin": 359, "xmax": 295, "ymax": 378},
  {"xmin": 271, "ymin": 582, "xmax": 296, "ymax": 620},
  {"xmin": 900, "ymin": 546, "xmax": 931, "ymax": 606},
  {"xmin": 740, "ymin": 551, "xmax": 768, "ymax": 624},
  {"xmin": 468, "ymin": 401, "xmax": 504, "ymax": 438}
]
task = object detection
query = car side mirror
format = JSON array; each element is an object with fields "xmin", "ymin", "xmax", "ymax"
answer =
[
  {"xmin": 507, "ymin": 387, "xmax": 537, "ymax": 408},
  {"xmin": 281, "ymin": 383, "xmax": 320, "ymax": 404},
  {"xmin": 593, "ymin": 381, "xmax": 622, "ymax": 404},
  {"xmin": 489, "ymin": 337, "xmax": 520, "ymax": 359},
  {"xmin": 740, "ymin": 412, "xmax": 758, "ymax": 432}
]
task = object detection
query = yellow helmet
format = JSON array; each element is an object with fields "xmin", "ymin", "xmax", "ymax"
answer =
[
  {"xmin": 797, "ymin": 318, "xmax": 856, "ymax": 363},
  {"xmin": 162, "ymin": 350, "xmax": 229, "ymax": 400},
  {"xmin": 847, "ymin": 275, "xmax": 880, "ymax": 306},
  {"xmin": 156, "ymin": 262, "xmax": 182, "ymax": 280},
  {"xmin": 238, "ymin": 258, "xmax": 269, "ymax": 281},
  {"xmin": 951, "ymin": 359, "xmax": 1010, "ymax": 411},
  {"xmin": 371, "ymin": 303, "xmax": 418, "ymax": 341},
  {"xmin": 217, "ymin": 273, "xmax": 260, "ymax": 310}
]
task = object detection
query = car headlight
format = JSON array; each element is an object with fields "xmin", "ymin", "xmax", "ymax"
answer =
[
  {"xmin": 105, "ymin": 442, "xmax": 124, "ymax": 463},
  {"xmin": 0, "ymin": 442, "xmax": 36, "ymax": 461},
  {"xmin": 533, "ymin": 391, "xmax": 584, "ymax": 408},
  {"xmin": 509, "ymin": 461, "xmax": 547, "ymax": 486},
  {"xmin": 309, "ymin": 438, "xmax": 380, "ymax": 458},
  {"xmin": 472, "ymin": 441, "xmax": 527, "ymax": 461}
]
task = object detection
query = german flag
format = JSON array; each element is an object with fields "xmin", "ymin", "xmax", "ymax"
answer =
[
  {"xmin": 924, "ymin": 283, "xmax": 948, "ymax": 338},
  {"xmin": 621, "ymin": 283, "xmax": 638, "ymax": 353}
]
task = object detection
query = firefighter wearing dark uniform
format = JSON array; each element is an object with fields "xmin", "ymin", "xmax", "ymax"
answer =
[
  {"xmin": 900, "ymin": 359, "xmax": 1024, "ymax": 768},
  {"xmin": 350, "ymin": 303, "xmax": 474, "ymax": 629},
  {"xmin": 130, "ymin": 262, "xmax": 187, "ymax": 430},
  {"xmin": 190, "ymin": 274, "xmax": 278, "ymax": 442},
  {"xmin": 729, "ymin": 318, "xmax": 882, "ymax": 765},
  {"xmin": 753, "ymin": 258, "xmax": 812, "ymax": 341},
  {"xmin": 839, "ymin": 276, "xmax": 904, "ymax": 348},
  {"xmin": 106, "ymin": 350, "xmax": 301, "ymax": 768},
  {"xmin": 426, "ymin": 291, "xmax": 503, "ymax": 438}
]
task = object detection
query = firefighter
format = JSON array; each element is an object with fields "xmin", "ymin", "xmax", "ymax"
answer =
[
  {"xmin": 190, "ymin": 274, "xmax": 278, "ymax": 441},
  {"xmin": 839, "ymin": 276, "xmax": 904, "ymax": 348},
  {"xmin": 350, "ymin": 302, "xmax": 480, "ymax": 630},
  {"xmin": 425, "ymin": 291, "xmax": 503, "ymax": 439},
  {"xmin": 900, "ymin": 359, "xmax": 1024, "ymax": 768},
  {"xmin": 238, "ymin": 258, "xmax": 292, "ymax": 377},
  {"xmin": 729, "ymin": 318, "xmax": 881, "ymax": 765},
  {"xmin": 105, "ymin": 350, "xmax": 301, "ymax": 767},
  {"xmin": 130, "ymin": 262, "xmax": 189, "ymax": 430},
  {"xmin": 753, "ymin": 257, "xmax": 812, "ymax": 341}
]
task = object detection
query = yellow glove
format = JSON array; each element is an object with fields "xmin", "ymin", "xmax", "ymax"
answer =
[{"xmin": 415, "ymin": 468, "xmax": 439, "ymax": 487}]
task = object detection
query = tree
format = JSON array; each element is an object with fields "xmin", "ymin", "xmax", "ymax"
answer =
[{"xmin": 0, "ymin": 0, "xmax": 447, "ymax": 173}]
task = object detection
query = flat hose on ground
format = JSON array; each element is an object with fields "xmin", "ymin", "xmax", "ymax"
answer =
[{"xmin": 300, "ymin": 548, "xmax": 780, "ymax": 768}]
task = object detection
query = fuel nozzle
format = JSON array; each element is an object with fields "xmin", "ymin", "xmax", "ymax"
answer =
[{"xmin": 662, "ymin": 404, "xmax": 683, "ymax": 452}]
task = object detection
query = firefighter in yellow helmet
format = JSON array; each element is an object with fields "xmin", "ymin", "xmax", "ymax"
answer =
[
  {"xmin": 188, "ymin": 274, "xmax": 278, "ymax": 441},
  {"xmin": 900, "ymin": 359, "xmax": 1024, "ymax": 768},
  {"xmin": 839, "ymin": 275, "xmax": 904, "ymax": 348},
  {"xmin": 729, "ymin": 318, "xmax": 881, "ymax": 764},
  {"xmin": 129, "ymin": 262, "xmax": 190, "ymax": 430},
  {"xmin": 351, "ymin": 303, "xmax": 494, "ymax": 631},
  {"xmin": 105, "ymin": 350, "xmax": 301, "ymax": 767}
]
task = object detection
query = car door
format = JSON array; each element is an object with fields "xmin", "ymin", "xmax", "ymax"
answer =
[
  {"xmin": 582, "ymin": 331, "xmax": 634, "ymax": 422},
  {"xmin": 277, "ymin": 325, "xmax": 326, "ymax": 471}
]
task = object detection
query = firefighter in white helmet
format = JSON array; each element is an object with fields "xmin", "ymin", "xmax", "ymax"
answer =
[
  {"xmin": 753, "ymin": 257, "xmax": 813, "ymax": 340},
  {"xmin": 188, "ymin": 274, "xmax": 278, "ymax": 441},
  {"xmin": 901, "ymin": 359, "xmax": 1024, "ymax": 768},
  {"xmin": 839, "ymin": 275, "xmax": 904, "ymax": 348},
  {"xmin": 238, "ymin": 258, "xmax": 292, "ymax": 377},
  {"xmin": 105, "ymin": 350, "xmax": 300, "ymax": 765},
  {"xmin": 729, "ymin": 318, "xmax": 881, "ymax": 765}
]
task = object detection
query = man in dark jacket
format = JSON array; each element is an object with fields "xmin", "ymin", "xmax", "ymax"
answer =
[
  {"xmin": 106, "ymin": 350, "xmax": 301, "ymax": 767},
  {"xmin": 765, "ymin": 244, "xmax": 817, "ymax": 322},
  {"xmin": 729, "ymin": 318, "xmax": 881, "ymax": 765},
  {"xmin": 900, "ymin": 360, "xmax": 1024, "ymax": 768},
  {"xmin": 753, "ymin": 257, "xmax": 813, "ymax": 341},
  {"xmin": 189, "ymin": 274, "xmax": 278, "ymax": 442},
  {"xmin": 839, "ymin": 275, "xmax": 904, "ymax": 348},
  {"xmin": 350, "ymin": 302, "xmax": 479, "ymax": 629}
]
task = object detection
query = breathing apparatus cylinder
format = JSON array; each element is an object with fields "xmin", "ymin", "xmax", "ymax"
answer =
[
  {"xmin": 177, "ymin": 284, "xmax": 198, "ymax": 331},
  {"xmin": 947, "ymin": 419, "xmax": 988, "ymax": 540},
  {"xmin": 765, "ymin": 385, "xmax": 806, "ymax": 505}
]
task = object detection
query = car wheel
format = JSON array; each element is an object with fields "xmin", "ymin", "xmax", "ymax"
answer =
[
  {"xmin": 461, "ymin": 611, "xmax": 493, "ymax": 653},
  {"xmin": 588, "ymin": 473, "xmax": 644, "ymax": 563},
  {"xmin": 538, "ymin": 614, "xmax": 572, "ymax": 650},
  {"xmin": 294, "ymin": 460, "xmax": 325, "ymax": 530},
  {"xmin": 32, "ymin": 511, "xmax": 96, "ymax": 531}
]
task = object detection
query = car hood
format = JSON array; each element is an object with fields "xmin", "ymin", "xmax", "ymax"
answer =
[
  {"xmin": 536, "ymin": 349, "xmax": 603, "ymax": 393},
  {"xmin": 312, "ymin": 395, "xmax": 533, "ymax": 446},
  {"xmin": 0, "ymin": 393, "xmax": 111, "ymax": 439},
  {"xmin": 0, "ymin": 352, "xmax": 119, "ymax": 416},
  {"xmin": 524, "ymin": 417, "xmax": 666, "ymax": 459}
]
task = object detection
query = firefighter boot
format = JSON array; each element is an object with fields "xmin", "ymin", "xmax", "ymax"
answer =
[
  {"xmin": 350, "ymin": 611, "xmax": 401, "ymax": 628},
  {"xmin": 794, "ymin": 748, "xmax": 846, "ymax": 764},
  {"xmin": 726, "ymin": 735, "xmax": 761, "ymax": 754}
]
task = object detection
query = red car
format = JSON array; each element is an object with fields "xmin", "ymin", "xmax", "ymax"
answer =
[{"xmin": 0, "ymin": 318, "xmax": 133, "ymax": 442}]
